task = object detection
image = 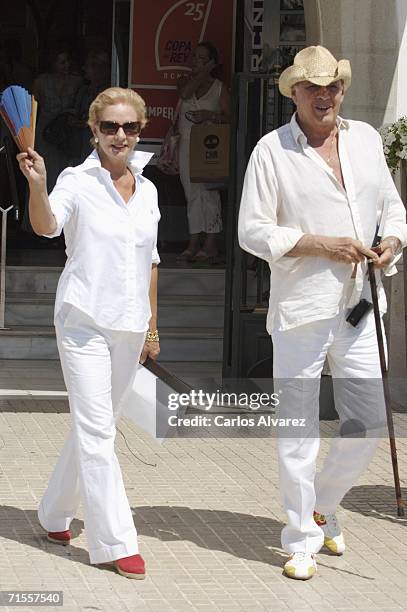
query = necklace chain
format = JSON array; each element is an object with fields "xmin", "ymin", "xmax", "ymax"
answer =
[{"xmin": 325, "ymin": 128, "xmax": 338, "ymax": 165}]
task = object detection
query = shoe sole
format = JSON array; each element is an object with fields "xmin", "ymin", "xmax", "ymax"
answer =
[
  {"xmin": 324, "ymin": 538, "xmax": 345, "ymax": 555},
  {"xmin": 115, "ymin": 566, "xmax": 146, "ymax": 580},
  {"xmin": 47, "ymin": 535, "xmax": 70, "ymax": 546},
  {"xmin": 284, "ymin": 566, "xmax": 316, "ymax": 580}
]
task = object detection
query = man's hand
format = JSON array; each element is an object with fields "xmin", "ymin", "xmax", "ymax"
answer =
[
  {"xmin": 372, "ymin": 236, "xmax": 401, "ymax": 268},
  {"xmin": 139, "ymin": 340, "xmax": 160, "ymax": 364},
  {"xmin": 319, "ymin": 236, "xmax": 379, "ymax": 264},
  {"xmin": 288, "ymin": 234, "xmax": 379, "ymax": 264}
]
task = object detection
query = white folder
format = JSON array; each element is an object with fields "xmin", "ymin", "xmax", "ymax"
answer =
[{"xmin": 120, "ymin": 360, "xmax": 191, "ymax": 443}]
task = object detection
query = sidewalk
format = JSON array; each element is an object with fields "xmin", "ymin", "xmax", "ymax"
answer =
[{"xmin": 0, "ymin": 364, "xmax": 406, "ymax": 611}]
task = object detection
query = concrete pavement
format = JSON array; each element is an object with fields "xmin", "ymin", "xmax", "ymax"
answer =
[{"xmin": 0, "ymin": 362, "xmax": 406, "ymax": 611}]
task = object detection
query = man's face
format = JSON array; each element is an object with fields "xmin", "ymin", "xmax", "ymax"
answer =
[{"xmin": 291, "ymin": 80, "xmax": 344, "ymax": 130}]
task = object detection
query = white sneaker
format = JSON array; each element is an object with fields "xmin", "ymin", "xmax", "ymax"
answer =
[
  {"xmin": 283, "ymin": 552, "xmax": 317, "ymax": 580},
  {"xmin": 314, "ymin": 511, "xmax": 346, "ymax": 555}
]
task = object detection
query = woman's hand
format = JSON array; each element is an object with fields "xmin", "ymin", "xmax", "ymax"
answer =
[
  {"xmin": 187, "ymin": 109, "xmax": 216, "ymax": 124},
  {"xmin": 139, "ymin": 340, "xmax": 160, "ymax": 364},
  {"xmin": 16, "ymin": 147, "xmax": 47, "ymax": 189}
]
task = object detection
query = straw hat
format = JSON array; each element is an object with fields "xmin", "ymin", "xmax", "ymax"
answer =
[{"xmin": 278, "ymin": 46, "xmax": 351, "ymax": 98}]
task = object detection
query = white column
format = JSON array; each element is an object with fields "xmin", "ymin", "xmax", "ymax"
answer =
[{"xmin": 396, "ymin": 0, "xmax": 407, "ymax": 117}]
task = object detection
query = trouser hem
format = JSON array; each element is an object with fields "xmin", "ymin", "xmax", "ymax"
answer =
[
  {"xmin": 89, "ymin": 531, "xmax": 139, "ymax": 564},
  {"xmin": 282, "ymin": 534, "xmax": 324, "ymax": 554},
  {"xmin": 38, "ymin": 501, "xmax": 72, "ymax": 533},
  {"xmin": 313, "ymin": 505, "xmax": 338, "ymax": 515}
]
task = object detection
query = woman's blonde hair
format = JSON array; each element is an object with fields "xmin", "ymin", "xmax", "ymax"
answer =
[{"xmin": 88, "ymin": 87, "xmax": 147, "ymax": 148}]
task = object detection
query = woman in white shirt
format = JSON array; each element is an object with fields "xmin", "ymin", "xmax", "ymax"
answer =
[{"xmin": 17, "ymin": 87, "xmax": 160, "ymax": 579}]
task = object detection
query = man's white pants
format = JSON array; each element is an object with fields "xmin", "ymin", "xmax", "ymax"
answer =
[
  {"xmin": 272, "ymin": 291, "xmax": 387, "ymax": 554},
  {"xmin": 38, "ymin": 305, "xmax": 145, "ymax": 564}
]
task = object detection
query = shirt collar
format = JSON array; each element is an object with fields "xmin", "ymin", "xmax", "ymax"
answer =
[
  {"xmin": 81, "ymin": 149, "xmax": 154, "ymax": 175},
  {"xmin": 290, "ymin": 113, "xmax": 350, "ymax": 145}
]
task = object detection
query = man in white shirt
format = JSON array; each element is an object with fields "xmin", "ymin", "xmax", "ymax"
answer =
[{"xmin": 238, "ymin": 46, "xmax": 407, "ymax": 580}]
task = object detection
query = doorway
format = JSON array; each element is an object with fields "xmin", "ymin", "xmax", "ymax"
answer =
[{"xmin": 1, "ymin": 0, "xmax": 114, "ymax": 265}]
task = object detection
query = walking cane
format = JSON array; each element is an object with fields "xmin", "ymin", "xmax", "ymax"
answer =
[{"xmin": 367, "ymin": 225, "xmax": 405, "ymax": 517}]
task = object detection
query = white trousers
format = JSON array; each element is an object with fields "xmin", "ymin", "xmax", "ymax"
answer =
[
  {"xmin": 38, "ymin": 305, "xmax": 145, "ymax": 564},
  {"xmin": 272, "ymin": 292, "xmax": 387, "ymax": 554},
  {"xmin": 178, "ymin": 136, "xmax": 222, "ymax": 235}
]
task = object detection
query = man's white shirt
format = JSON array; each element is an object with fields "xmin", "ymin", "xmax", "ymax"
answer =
[
  {"xmin": 45, "ymin": 149, "xmax": 160, "ymax": 332},
  {"xmin": 238, "ymin": 114, "xmax": 407, "ymax": 332}
]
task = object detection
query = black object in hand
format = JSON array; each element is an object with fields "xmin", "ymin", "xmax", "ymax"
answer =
[{"xmin": 346, "ymin": 299, "xmax": 373, "ymax": 327}]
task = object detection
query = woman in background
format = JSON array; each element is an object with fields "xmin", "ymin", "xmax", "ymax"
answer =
[{"xmin": 176, "ymin": 42, "xmax": 230, "ymax": 262}]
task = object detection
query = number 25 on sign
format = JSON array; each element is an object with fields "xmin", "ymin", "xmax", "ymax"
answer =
[{"xmin": 184, "ymin": 2, "xmax": 206, "ymax": 21}]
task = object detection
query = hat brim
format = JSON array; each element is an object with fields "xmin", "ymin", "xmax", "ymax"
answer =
[{"xmin": 278, "ymin": 59, "xmax": 351, "ymax": 98}]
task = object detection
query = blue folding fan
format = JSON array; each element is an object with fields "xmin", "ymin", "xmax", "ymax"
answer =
[{"xmin": 0, "ymin": 85, "xmax": 37, "ymax": 151}]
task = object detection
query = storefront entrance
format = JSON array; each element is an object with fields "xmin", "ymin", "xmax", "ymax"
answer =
[
  {"xmin": 1, "ymin": 0, "xmax": 115, "ymax": 264},
  {"xmin": 1, "ymin": 0, "xmax": 238, "ymax": 266}
]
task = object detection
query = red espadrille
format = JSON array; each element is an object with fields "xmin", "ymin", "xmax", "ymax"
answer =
[
  {"xmin": 115, "ymin": 554, "xmax": 145, "ymax": 579},
  {"xmin": 47, "ymin": 530, "xmax": 71, "ymax": 545}
]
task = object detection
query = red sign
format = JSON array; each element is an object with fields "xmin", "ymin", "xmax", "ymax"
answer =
[
  {"xmin": 143, "ymin": 89, "xmax": 180, "ymax": 139},
  {"xmin": 130, "ymin": 0, "xmax": 236, "ymax": 139}
]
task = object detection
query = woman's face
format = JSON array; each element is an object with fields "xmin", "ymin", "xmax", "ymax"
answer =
[
  {"xmin": 53, "ymin": 52, "xmax": 70, "ymax": 76},
  {"xmin": 191, "ymin": 45, "xmax": 212, "ymax": 74},
  {"xmin": 92, "ymin": 103, "xmax": 142, "ymax": 163}
]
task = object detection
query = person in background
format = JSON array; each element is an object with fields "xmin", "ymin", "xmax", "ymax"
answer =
[
  {"xmin": 33, "ymin": 47, "xmax": 82, "ymax": 191},
  {"xmin": 73, "ymin": 50, "xmax": 111, "ymax": 162},
  {"xmin": 176, "ymin": 41, "xmax": 230, "ymax": 262},
  {"xmin": 17, "ymin": 87, "xmax": 160, "ymax": 579}
]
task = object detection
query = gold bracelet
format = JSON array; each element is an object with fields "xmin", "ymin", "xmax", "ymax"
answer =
[{"xmin": 146, "ymin": 329, "xmax": 159, "ymax": 342}]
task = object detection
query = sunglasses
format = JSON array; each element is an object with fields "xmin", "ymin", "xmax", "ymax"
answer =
[{"xmin": 98, "ymin": 121, "xmax": 142, "ymax": 136}]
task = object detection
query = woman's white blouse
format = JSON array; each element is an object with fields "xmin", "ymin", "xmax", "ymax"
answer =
[{"xmin": 45, "ymin": 150, "xmax": 160, "ymax": 332}]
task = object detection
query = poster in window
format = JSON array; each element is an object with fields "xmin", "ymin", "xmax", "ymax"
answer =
[
  {"xmin": 131, "ymin": 0, "xmax": 235, "ymax": 88},
  {"xmin": 130, "ymin": 0, "xmax": 236, "ymax": 140}
]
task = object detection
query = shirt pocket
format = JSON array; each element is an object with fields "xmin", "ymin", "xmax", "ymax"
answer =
[{"xmin": 133, "ymin": 207, "xmax": 158, "ymax": 248}]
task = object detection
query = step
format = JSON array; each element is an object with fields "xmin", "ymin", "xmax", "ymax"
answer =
[
  {"xmin": 5, "ymin": 266, "xmax": 258, "ymax": 297},
  {"xmin": 0, "ymin": 359, "xmax": 223, "ymax": 400},
  {"xmin": 158, "ymin": 295, "xmax": 224, "ymax": 328},
  {"xmin": 6, "ymin": 266, "xmax": 227, "ymax": 297},
  {"xmin": 4, "ymin": 294, "xmax": 226, "ymax": 328},
  {"xmin": 0, "ymin": 327, "xmax": 223, "ymax": 361},
  {"xmin": 6, "ymin": 266, "xmax": 62, "ymax": 294}
]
